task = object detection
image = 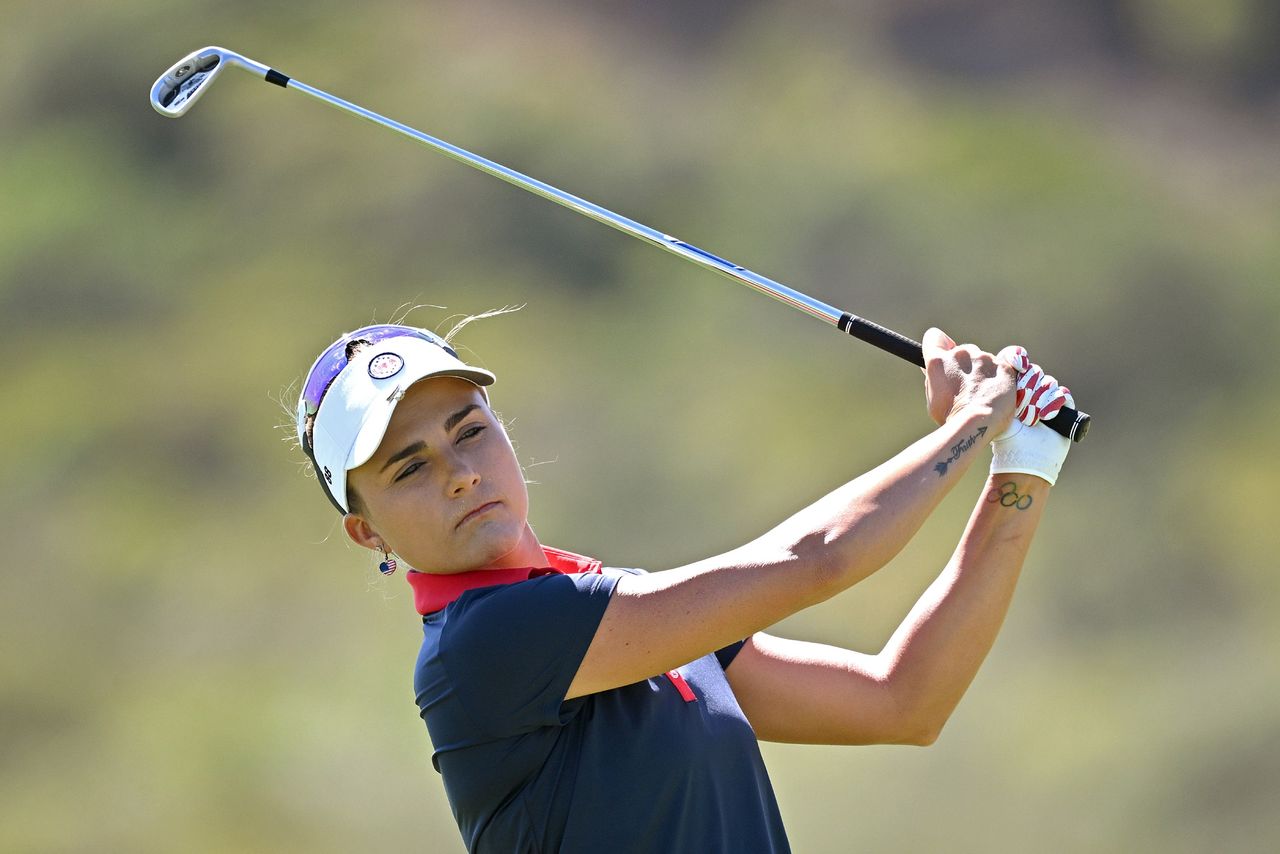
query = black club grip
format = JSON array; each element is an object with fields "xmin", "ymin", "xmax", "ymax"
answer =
[{"xmin": 837, "ymin": 312, "xmax": 1091, "ymax": 443}]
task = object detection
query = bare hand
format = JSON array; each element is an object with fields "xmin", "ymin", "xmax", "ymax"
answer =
[{"xmin": 921, "ymin": 328, "xmax": 1018, "ymax": 429}]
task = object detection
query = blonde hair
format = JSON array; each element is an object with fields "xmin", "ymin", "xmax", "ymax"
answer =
[{"xmin": 441, "ymin": 304, "xmax": 524, "ymax": 346}]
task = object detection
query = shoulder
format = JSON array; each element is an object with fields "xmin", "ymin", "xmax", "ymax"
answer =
[
  {"xmin": 434, "ymin": 571, "xmax": 623, "ymax": 660},
  {"xmin": 603, "ymin": 566, "xmax": 647, "ymax": 578}
]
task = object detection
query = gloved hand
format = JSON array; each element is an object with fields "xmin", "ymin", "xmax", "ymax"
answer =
[{"xmin": 990, "ymin": 347, "xmax": 1072, "ymax": 486}]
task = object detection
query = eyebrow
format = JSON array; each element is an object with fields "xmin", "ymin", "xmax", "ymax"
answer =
[
  {"xmin": 379, "ymin": 404, "xmax": 482, "ymax": 473},
  {"xmin": 444, "ymin": 403, "xmax": 481, "ymax": 433}
]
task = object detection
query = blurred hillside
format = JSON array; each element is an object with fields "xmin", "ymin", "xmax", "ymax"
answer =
[{"xmin": 2, "ymin": 1, "xmax": 1279, "ymax": 852}]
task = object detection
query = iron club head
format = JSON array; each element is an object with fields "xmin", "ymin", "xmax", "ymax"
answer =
[{"xmin": 150, "ymin": 46, "xmax": 269, "ymax": 117}]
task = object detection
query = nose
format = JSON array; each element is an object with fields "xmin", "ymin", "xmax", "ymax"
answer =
[{"xmin": 446, "ymin": 456, "xmax": 481, "ymax": 496}]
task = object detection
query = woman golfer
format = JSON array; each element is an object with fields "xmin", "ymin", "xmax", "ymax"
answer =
[{"xmin": 295, "ymin": 321, "xmax": 1071, "ymax": 852}]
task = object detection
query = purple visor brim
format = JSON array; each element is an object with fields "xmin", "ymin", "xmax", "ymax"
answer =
[{"xmin": 299, "ymin": 324, "xmax": 457, "ymax": 420}]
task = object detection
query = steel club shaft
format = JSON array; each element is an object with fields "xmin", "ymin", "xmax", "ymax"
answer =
[{"xmin": 151, "ymin": 46, "xmax": 1090, "ymax": 443}]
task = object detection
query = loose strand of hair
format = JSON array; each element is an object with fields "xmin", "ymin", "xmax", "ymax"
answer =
[{"xmin": 442, "ymin": 304, "xmax": 525, "ymax": 345}]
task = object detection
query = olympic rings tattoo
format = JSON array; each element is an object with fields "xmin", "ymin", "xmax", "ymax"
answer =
[{"xmin": 986, "ymin": 481, "xmax": 1033, "ymax": 510}]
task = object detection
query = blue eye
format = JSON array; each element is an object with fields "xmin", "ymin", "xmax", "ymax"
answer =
[{"xmin": 460, "ymin": 425, "xmax": 486, "ymax": 441}]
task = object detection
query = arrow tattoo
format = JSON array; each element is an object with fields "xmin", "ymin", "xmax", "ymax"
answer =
[{"xmin": 935, "ymin": 426, "xmax": 987, "ymax": 477}]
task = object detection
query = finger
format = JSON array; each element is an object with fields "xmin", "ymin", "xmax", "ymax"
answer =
[
  {"xmin": 952, "ymin": 343, "xmax": 981, "ymax": 371},
  {"xmin": 996, "ymin": 345, "xmax": 1030, "ymax": 374},
  {"xmin": 1019, "ymin": 368, "xmax": 1066, "ymax": 425},
  {"xmin": 1017, "ymin": 364, "xmax": 1043, "ymax": 392},
  {"xmin": 922, "ymin": 327, "xmax": 957, "ymax": 351},
  {"xmin": 1024, "ymin": 377, "xmax": 1054, "ymax": 417},
  {"xmin": 1014, "ymin": 364, "xmax": 1044, "ymax": 413},
  {"xmin": 1039, "ymin": 394, "xmax": 1067, "ymax": 422},
  {"xmin": 920, "ymin": 327, "xmax": 957, "ymax": 371},
  {"xmin": 976, "ymin": 347, "xmax": 1001, "ymax": 375},
  {"xmin": 1037, "ymin": 383, "xmax": 1070, "ymax": 421}
]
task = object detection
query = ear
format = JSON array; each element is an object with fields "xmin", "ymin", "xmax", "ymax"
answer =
[{"xmin": 343, "ymin": 512, "xmax": 384, "ymax": 553}]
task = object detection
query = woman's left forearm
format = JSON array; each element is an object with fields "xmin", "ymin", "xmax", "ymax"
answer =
[{"xmin": 877, "ymin": 473, "xmax": 1050, "ymax": 743}]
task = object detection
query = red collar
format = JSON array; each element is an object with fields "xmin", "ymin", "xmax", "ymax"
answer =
[{"xmin": 406, "ymin": 546, "xmax": 603, "ymax": 614}]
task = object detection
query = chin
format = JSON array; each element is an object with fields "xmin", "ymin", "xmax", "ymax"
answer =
[
  {"xmin": 435, "ymin": 524, "xmax": 523, "ymax": 573},
  {"xmin": 476, "ymin": 527, "xmax": 524, "ymax": 563}
]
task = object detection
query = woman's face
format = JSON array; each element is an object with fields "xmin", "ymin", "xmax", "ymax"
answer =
[{"xmin": 343, "ymin": 376, "xmax": 536, "ymax": 573}]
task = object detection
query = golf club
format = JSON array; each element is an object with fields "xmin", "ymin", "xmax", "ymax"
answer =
[{"xmin": 151, "ymin": 46, "xmax": 1090, "ymax": 442}]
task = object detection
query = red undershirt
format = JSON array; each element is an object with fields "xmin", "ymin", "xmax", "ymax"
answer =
[{"xmin": 405, "ymin": 546, "xmax": 603, "ymax": 615}]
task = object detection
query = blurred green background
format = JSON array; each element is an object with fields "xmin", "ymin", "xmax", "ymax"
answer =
[{"xmin": 4, "ymin": 1, "xmax": 1279, "ymax": 851}]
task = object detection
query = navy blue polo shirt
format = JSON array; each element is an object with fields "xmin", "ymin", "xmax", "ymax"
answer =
[{"xmin": 410, "ymin": 549, "xmax": 790, "ymax": 853}]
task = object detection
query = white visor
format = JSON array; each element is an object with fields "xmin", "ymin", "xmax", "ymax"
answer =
[{"xmin": 308, "ymin": 335, "xmax": 495, "ymax": 512}]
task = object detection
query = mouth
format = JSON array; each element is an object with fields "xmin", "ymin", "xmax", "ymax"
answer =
[{"xmin": 457, "ymin": 501, "xmax": 501, "ymax": 528}]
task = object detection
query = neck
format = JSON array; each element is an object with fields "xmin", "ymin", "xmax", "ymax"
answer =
[{"xmin": 482, "ymin": 523, "xmax": 546, "ymax": 570}]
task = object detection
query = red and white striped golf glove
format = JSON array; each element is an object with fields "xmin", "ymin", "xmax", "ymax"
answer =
[
  {"xmin": 1003, "ymin": 346, "xmax": 1071, "ymax": 426},
  {"xmin": 990, "ymin": 347, "xmax": 1073, "ymax": 485}
]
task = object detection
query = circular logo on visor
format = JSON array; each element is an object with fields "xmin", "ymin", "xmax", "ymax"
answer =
[{"xmin": 368, "ymin": 352, "xmax": 405, "ymax": 380}]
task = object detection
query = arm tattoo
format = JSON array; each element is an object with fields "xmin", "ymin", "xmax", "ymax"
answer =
[
  {"xmin": 934, "ymin": 426, "xmax": 987, "ymax": 477},
  {"xmin": 986, "ymin": 481, "xmax": 1033, "ymax": 510}
]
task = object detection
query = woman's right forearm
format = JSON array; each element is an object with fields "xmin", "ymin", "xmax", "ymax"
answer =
[
  {"xmin": 568, "ymin": 409, "xmax": 1005, "ymax": 699},
  {"xmin": 568, "ymin": 412, "xmax": 998, "ymax": 701},
  {"xmin": 748, "ymin": 407, "xmax": 1002, "ymax": 599},
  {"xmin": 569, "ymin": 331, "xmax": 1024, "ymax": 699}
]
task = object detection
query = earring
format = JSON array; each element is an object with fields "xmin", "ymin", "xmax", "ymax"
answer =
[{"xmin": 378, "ymin": 547, "xmax": 398, "ymax": 576}]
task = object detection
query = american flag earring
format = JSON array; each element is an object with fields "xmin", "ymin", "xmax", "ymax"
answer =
[{"xmin": 378, "ymin": 547, "xmax": 397, "ymax": 576}]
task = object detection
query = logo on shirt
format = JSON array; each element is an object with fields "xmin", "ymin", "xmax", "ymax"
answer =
[{"xmin": 369, "ymin": 352, "xmax": 405, "ymax": 380}]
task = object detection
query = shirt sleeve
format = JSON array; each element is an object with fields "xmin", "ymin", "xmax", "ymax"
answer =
[
  {"xmin": 715, "ymin": 639, "xmax": 747, "ymax": 670},
  {"xmin": 437, "ymin": 571, "xmax": 619, "ymax": 737}
]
